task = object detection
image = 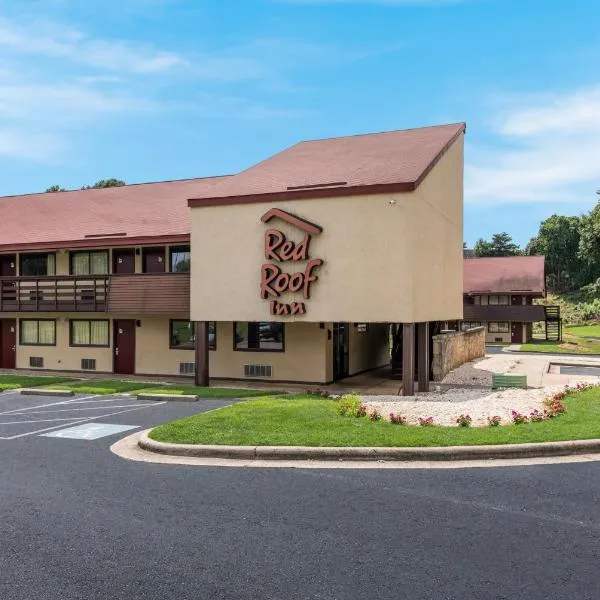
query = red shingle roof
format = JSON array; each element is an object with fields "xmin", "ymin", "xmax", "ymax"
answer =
[
  {"xmin": 0, "ymin": 176, "xmax": 228, "ymax": 251},
  {"xmin": 188, "ymin": 122, "xmax": 466, "ymax": 207},
  {"xmin": 0, "ymin": 122, "xmax": 466, "ymax": 250},
  {"xmin": 464, "ymin": 257, "xmax": 546, "ymax": 295}
]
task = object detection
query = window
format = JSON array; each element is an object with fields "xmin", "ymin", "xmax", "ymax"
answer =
[
  {"xmin": 70, "ymin": 320, "xmax": 109, "ymax": 346},
  {"xmin": 170, "ymin": 246, "xmax": 190, "ymax": 273},
  {"xmin": 20, "ymin": 253, "xmax": 55, "ymax": 277},
  {"xmin": 234, "ymin": 322, "xmax": 285, "ymax": 352},
  {"xmin": 170, "ymin": 321, "xmax": 216, "ymax": 350},
  {"xmin": 488, "ymin": 322, "xmax": 509, "ymax": 333},
  {"xmin": 461, "ymin": 321, "xmax": 482, "ymax": 331},
  {"xmin": 20, "ymin": 320, "xmax": 56, "ymax": 345},
  {"xmin": 488, "ymin": 295, "xmax": 509, "ymax": 305},
  {"xmin": 70, "ymin": 251, "xmax": 109, "ymax": 275}
]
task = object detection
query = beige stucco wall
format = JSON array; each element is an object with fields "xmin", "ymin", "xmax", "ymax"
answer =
[
  {"xmin": 135, "ymin": 316, "xmax": 195, "ymax": 376},
  {"xmin": 189, "ymin": 135, "xmax": 464, "ymax": 324},
  {"xmin": 211, "ymin": 322, "xmax": 328, "ymax": 383},
  {"xmin": 13, "ymin": 312, "xmax": 114, "ymax": 372},
  {"xmin": 11, "ymin": 313, "xmax": 196, "ymax": 376},
  {"xmin": 348, "ymin": 323, "xmax": 390, "ymax": 375}
]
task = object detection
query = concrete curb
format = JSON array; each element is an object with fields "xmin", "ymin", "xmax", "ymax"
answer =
[
  {"xmin": 20, "ymin": 388, "xmax": 74, "ymax": 397},
  {"xmin": 137, "ymin": 431, "xmax": 600, "ymax": 462},
  {"xmin": 136, "ymin": 393, "xmax": 199, "ymax": 402}
]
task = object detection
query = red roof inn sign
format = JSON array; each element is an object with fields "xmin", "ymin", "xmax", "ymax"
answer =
[{"xmin": 260, "ymin": 208, "xmax": 324, "ymax": 316}]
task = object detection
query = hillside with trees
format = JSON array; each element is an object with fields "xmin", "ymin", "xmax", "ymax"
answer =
[{"xmin": 471, "ymin": 197, "xmax": 600, "ymax": 325}]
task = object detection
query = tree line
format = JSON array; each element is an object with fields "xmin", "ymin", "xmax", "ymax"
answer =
[
  {"xmin": 45, "ymin": 179, "xmax": 125, "ymax": 193},
  {"xmin": 471, "ymin": 196, "xmax": 600, "ymax": 293}
]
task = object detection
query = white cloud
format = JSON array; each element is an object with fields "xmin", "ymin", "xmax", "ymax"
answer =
[
  {"xmin": 465, "ymin": 85, "xmax": 600, "ymax": 206},
  {"xmin": 0, "ymin": 17, "xmax": 186, "ymax": 74},
  {"xmin": 277, "ymin": 0, "xmax": 464, "ymax": 4},
  {"xmin": 0, "ymin": 129, "xmax": 65, "ymax": 162}
]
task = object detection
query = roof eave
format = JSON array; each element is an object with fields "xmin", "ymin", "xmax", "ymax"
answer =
[{"xmin": 0, "ymin": 233, "xmax": 190, "ymax": 253}]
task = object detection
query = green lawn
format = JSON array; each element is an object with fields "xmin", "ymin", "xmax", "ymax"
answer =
[
  {"xmin": 149, "ymin": 389, "xmax": 600, "ymax": 447},
  {"xmin": 0, "ymin": 375, "xmax": 74, "ymax": 391},
  {"xmin": 564, "ymin": 324, "xmax": 600, "ymax": 338},
  {"xmin": 43, "ymin": 379, "xmax": 277, "ymax": 397},
  {"xmin": 138, "ymin": 386, "xmax": 282, "ymax": 399},
  {"xmin": 519, "ymin": 328, "xmax": 600, "ymax": 355},
  {"xmin": 44, "ymin": 380, "xmax": 165, "ymax": 395}
]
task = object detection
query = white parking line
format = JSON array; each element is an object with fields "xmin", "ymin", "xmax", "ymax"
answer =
[
  {"xmin": 0, "ymin": 402, "xmax": 166, "ymax": 440},
  {"xmin": 0, "ymin": 418, "xmax": 83, "ymax": 425},
  {"xmin": 0, "ymin": 394, "xmax": 102, "ymax": 417},
  {"xmin": 12, "ymin": 403, "xmax": 155, "ymax": 415}
]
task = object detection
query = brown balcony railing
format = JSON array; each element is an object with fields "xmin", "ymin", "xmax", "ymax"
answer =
[
  {"xmin": 0, "ymin": 276, "xmax": 109, "ymax": 312},
  {"xmin": 463, "ymin": 304, "xmax": 547, "ymax": 322}
]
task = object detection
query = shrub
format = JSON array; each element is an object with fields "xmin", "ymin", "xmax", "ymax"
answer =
[
  {"xmin": 511, "ymin": 410, "xmax": 528, "ymax": 425},
  {"xmin": 389, "ymin": 412, "xmax": 407, "ymax": 425},
  {"xmin": 336, "ymin": 394, "xmax": 362, "ymax": 417},
  {"xmin": 368, "ymin": 408, "xmax": 382, "ymax": 422},
  {"xmin": 307, "ymin": 388, "xmax": 332, "ymax": 398},
  {"xmin": 487, "ymin": 415, "xmax": 501, "ymax": 427},
  {"xmin": 529, "ymin": 409, "xmax": 546, "ymax": 423},
  {"xmin": 418, "ymin": 416, "xmax": 434, "ymax": 427},
  {"xmin": 356, "ymin": 403, "xmax": 367, "ymax": 417},
  {"xmin": 456, "ymin": 414, "xmax": 472, "ymax": 428}
]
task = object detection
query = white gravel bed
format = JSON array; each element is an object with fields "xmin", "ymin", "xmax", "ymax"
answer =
[{"xmin": 362, "ymin": 386, "xmax": 566, "ymax": 427}]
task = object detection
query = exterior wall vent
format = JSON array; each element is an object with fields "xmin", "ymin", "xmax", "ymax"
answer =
[
  {"xmin": 494, "ymin": 337, "xmax": 503, "ymax": 343},
  {"xmin": 29, "ymin": 356, "xmax": 43, "ymax": 368},
  {"xmin": 81, "ymin": 358, "xmax": 96, "ymax": 371},
  {"xmin": 179, "ymin": 362, "xmax": 195, "ymax": 375},
  {"xmin": 244, "ymin": 364, "xmax": 272, "ymax": 378}
]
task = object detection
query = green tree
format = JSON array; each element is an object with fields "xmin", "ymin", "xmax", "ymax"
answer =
[
  {"xmin": 473, "ymin": 232, "xmax": 521, "ymax": 257},
  {"xmin": 82, "ymin": 178, "xmax": 126, "ymax": 190},
  {"xmin": 526, "ymin": 215, "xmax": 585, "ymax": 292},
  {"xmin": 578, "ymin": 200, "xmax": 600, "ymax": 283},
  {"xmin": 45, "ymin": 185, "xmax": 66, "ymax": 193}
]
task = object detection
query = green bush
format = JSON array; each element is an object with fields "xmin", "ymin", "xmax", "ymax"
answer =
[{"xmin": 336, "ymin": 394, "xmax": 363, "ymax": 417}]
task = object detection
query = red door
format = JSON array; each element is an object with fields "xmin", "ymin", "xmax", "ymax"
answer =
[
  {"xmin": 511, "ymin": 322, "xmax": 523, "ymax": 344},
  {"xmin": 0, "ymin": 319, "xmax": 16, "ymax": 369},
  {"xmin": 0, "ymin": 255, "xmax": 16, "ymax": 277},
  {"xmin": 113, "ymin": 249, "xmax": 136, "ymax": 274},
  {"xmin": 114, "ymin": 320, "xmax": 136, "ymax": 374},
  {"xmin": 142, "ymin": 248, "xmax": 165, "ymax": 273}
]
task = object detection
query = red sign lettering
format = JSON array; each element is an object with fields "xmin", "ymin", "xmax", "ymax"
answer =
[{"xmin": 260, "ymin": 209, "xmax": 324, "ymax": 316}]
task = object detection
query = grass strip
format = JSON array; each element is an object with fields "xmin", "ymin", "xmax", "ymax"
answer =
[{"xmin": 138, "ymin": 386, "xmax": 283, "ymax": 398}]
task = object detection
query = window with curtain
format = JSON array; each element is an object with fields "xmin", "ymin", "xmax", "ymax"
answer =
[
  {"xmin": 488, "ymin": 295, "xmax": 509, "ymax": 305},
  {"xmin": 70, "ymin": 320, "xmax": 109, "ymax": 346},
  {"xmin": 20, "ymin": 254, "xmax": 55, "ymax": 276},
  {"xmin": 20, "ymin": 320, "xmax": 56, "ymax": 345},
  {"xmin": 169, "ymin": 321, "xmax": 216, "ymax": 350},
  {"xmin": 70, "ymin": 251, "xmax": 109, "ymax": 275},
  {"xmin": 169, "ymin": 246, "xmax": 191, "ymax": 273},
  {"xmin": 234, "ymin": 322, "xmax": 284, "ymax": 352},
  {"xmin": 488, "ymin": 322, "xmax": 509, "ymax": 333}
]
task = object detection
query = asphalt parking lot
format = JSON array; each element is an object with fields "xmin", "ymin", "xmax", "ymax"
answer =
[
  {"xmin": 2, "ymin": 391, "xmax": 600, "ymax": 599},
  {"xmin": 0, "ymin": 390, "xmax": 226, "ymax": 441}
]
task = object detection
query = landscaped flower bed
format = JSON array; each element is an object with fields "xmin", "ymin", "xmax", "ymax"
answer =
[{"xmin": 149, "ymin": 384, "xmax": 600, "ymax": 447}]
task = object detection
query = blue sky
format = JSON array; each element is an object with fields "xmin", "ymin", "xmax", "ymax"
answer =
[{"xmin": 0, "ymin": 0, "xmax": 598, "ymax": 247}]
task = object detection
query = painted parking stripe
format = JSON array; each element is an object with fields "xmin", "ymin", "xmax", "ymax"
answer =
[
  {"xmin": 0, "ymin": 395, "xmax": 102, "ymax": 417},
  {"xmin": 11, "ymin": 403, "xmax": 155, "ymax": 415},
  {"xmin": 0, "ymin": 402, "xmax": 166, "ymax": 440},
  {"xmin": 0, "ymin": 417, "xmax": 85, "ymax": 425},
  {"xmin": 41, "ymin": 423, "xmax": 138, "ymax": 440}
]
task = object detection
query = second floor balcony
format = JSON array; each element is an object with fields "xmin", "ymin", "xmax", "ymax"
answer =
[{"xmin": 0, "ymin": 273, "xmax": 190, "ymax": 315}]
